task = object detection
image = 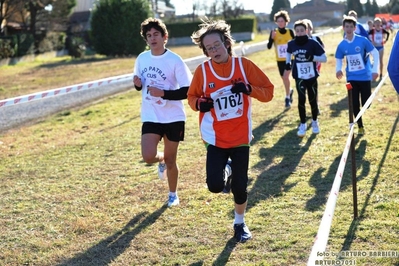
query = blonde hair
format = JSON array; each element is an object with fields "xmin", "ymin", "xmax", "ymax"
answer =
[
  {"xmin": 191, "ymin": 18, "xmax": 235, "ymax": 57},
  {"xmin": 348, "ymin": 10, "xmax": 358, "ymax": 18},
  {"xmin": 303, "ymin": 19, "xmax": 313, "ymax": 31},
  {"xmin": 342, "ymin": 15, "xmax": 357, "ymax": 26}
]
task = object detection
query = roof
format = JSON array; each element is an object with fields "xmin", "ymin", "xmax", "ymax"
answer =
[
  {"xmin": 69, "ymin": 11, "xmax": 91, "ymax": 23},
  {"xmin": 293, "ymin": 0, "xmax": 345, "ymax": 12}
]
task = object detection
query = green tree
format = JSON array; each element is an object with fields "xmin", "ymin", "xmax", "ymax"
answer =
[
  {"xmin": 24, "ymin": 0, "xmax": 54, "ymax": 34},
  {"xmin": 49, "ymin": 0, "xmax": 75, "ymax": 23},
  {"xmin": 365, "ymin": 0, "xmax": 372, "ymax": 16},
  {"xmin": 346, "ymin": 0, "xmax": 364, "ymax": 17},
  {"xmin": 269, "ymin": 0, "xmax": 290, "ymax": 22},
  {"xmin": 370, "ymin": 0, "xmax": 380, "ymax": 15},
  {"xmin": 90, "ymin": 0, "xmax": 151, "ymax": 56},
  {"xmin": 48, "ymin": 0, "xmax": 76, "ymax": 30},
  {"xmin": 389, "ymin": 0, "xmax": 399, "ymax": 14}
]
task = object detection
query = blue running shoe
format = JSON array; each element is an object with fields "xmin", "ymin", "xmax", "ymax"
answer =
[
  {"xmin": 168, "ymin": 194, "xmax": 179, "ymax": 207},
  {"xmin": 234, "ymin": 223, "xmax": 252, "ymax": 243}
]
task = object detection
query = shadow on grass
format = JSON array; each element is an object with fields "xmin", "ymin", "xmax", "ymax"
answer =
[
  {"xmin": 339, "ymin": 112, "xmax": 399, "ymax": 253},
  {"xmin": 329, "ymin": 96, "xmax": 348, "ymax": 118},
  {"xmin": 249, "ymin": 124, "xmax": 316, "ymax": 209},
  {"xmin": 306, "ymin": 139, "xmax": 370, "ymax": 211},
  {"xmin": 329, "ymin": 81, "xmax": 381, "ymax": 119},
  {"xmin": 212, "ymin": 238, "xmax": 238, "ymax": 266},
  {"xmin": 56, "ymin": 205, "xmax": 167, "ymax": 266},
  {"xmin": 97, "ymin": 115, "xmax": 140, "ymax": 132},
  {"xmin": 251, "ymin": 110, "xmax": 288, "ymax": 146},
  {"xmin": 35, "ymin": 57, "xmax": 117, "ymax": 69}
]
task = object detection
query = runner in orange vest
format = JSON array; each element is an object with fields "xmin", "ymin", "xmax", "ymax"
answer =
[{"xmin": 188, "ymin": 18, "xmax": 274, "ymax": 243}]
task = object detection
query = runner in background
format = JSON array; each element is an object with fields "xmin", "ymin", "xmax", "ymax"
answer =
[
  {"xmin": 303, "ymin": 19, "xmax": 324, "ymax": 73},
  {"xmin": 348, "ymin": 10, "xmax": 369, "ymax": 38},
  {"xmin": 368, "ymin": 17, "xmax": 390, "ymax": 80},
  {"xmin": 133, "ymin": 18, "xmax": 193, "ymax": 207},
  {"xmin": 303, "ymin": 19, "xmax": 324, "ymax": 115},
  {"xmin": 335, "ymin": 16, "xmax": 380, "ymax": 135},
  {"xmin": 267, "ymin": 10, "xmax": 295, "ymax": 109},
  {"xmin": 285, "ymin": 20, "xmax": 327, "ymax": 137},
  {"xmin": 367, "ymin": 20, "xmax": 374, "ymax": 32}
]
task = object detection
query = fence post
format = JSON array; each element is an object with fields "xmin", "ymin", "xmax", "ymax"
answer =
[{"xmin": 346, "ymin": 82, "xmax": 358, "ymax": 219}]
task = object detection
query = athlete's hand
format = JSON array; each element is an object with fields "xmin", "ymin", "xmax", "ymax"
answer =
[
  {"xmin": 336, "ymin": 71, "xmax": 343, "ymax": 80},
  {"xmin": 231, "ymin": 82, "xmax": 252, "ymax": 95},
  {"xmin": 148, "ymin": 86, "xmax": 165, "ymax": 97},
  {"xmin": 371, "ymin": 73, "xmax": 379, "ymax": 81},
  {"xmin": 196, "ymin": 97, "xmax": 214, "ymax": 112},
  {"xmin": 305, "ymin": 51, "xmax": 314, "ymax": 62},
  {"xmin": 271, "ymin": 30, "xmax": 276, "ymax": 39},
  {"xmin": 133, "ymin": 75, "xmax": 142, "ymax": 87}
]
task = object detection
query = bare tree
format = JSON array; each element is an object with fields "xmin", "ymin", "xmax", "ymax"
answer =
[
  {"xmin": 24, "ymin": 0, "xmax": 55, "ymax": 34},
  {"xmin": 0, "ymin": 0, "xmax": 26, "ymax": 35},
  {"xmin": 192, "ymin": 0, "xmax": 201, "ymax": 21},
  {"xmin": 208, "ymin": 1, "xmax": 218, "ymax": 16},
  {"xmin": 231, "ymin": 0, "xmax": 243, "ymax": 18},
  {"xmin": 209, "ymin": 0, "xmax": 243, "ymax": 19}
]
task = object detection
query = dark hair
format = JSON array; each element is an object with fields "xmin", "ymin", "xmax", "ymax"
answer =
[
  {"xmin": 191, "ymin": 18, "xmax": 235, "ymax": 57},
  {"xmin": 140, "ymin": 18, "xmax": 168, "ymax": 42},
  {"xmin": 294, "ymin": 20, "xmax": 307, "ymax": 30}
]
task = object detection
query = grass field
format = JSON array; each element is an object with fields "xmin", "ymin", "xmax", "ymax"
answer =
[{"xmin": 0, "ymin": 31, "xmax": 399, "ymax": 265}]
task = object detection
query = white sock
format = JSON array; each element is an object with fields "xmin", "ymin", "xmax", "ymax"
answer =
[
  {"xmin": 169, "ymin": 192, "xmax": 177, "ymax": 197},
  {"xmin": 234, "ymin": 211, "xmax": 245, "ymax": 225}
]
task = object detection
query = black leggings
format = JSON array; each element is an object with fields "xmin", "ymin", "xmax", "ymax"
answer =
[
  {"xmin": 348, "ymin": 80, "xmax": 371, "ymax": 128},
  {"xmin": 206, "ymin": 145, "xmax": 249, "ymax": 205},
  {"xmin": 296, "ymin": 78, "xmax": 319, "ymax": 123}
]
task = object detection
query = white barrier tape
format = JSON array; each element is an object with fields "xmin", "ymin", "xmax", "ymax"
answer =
[
  {"xmin": 307, "ymin": 75, "xmax": 388, "ymax": 266},
  {"xmin": 307, "ymin": 125, "xmax": 354, "ymax": 265},
  {"xmin": 0, "ymin": 73, "xmax": 133, "ymax": 108},
  {"xmin": 353, "ymin": 73, "xmax": 389, "ymax": 124}
]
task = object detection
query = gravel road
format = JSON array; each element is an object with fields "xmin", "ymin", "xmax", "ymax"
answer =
[{"xmin": 0, "ymin": 42, "xmax": 267, "ymax": 133}]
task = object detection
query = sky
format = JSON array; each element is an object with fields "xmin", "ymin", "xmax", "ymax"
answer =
[{"xmin": 170, "ymin": 0, "xmax": 390, "ymax": 16}]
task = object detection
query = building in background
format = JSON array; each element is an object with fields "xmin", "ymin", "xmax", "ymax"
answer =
[
  {"xmin": 290, "ymin": 0, "xmax": 346, "ymax": 27},
  {"xmin": 68, "ymin": 0, "xmax": 175, "ymax": 32}
]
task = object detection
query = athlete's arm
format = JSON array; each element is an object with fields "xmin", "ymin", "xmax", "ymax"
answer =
[
  {"xmin": 162, "ymin": 87, "xmax": 189, "ymax": 100},
  {"xmin": 370, "ymin": 47, "xmax": 380, "ymax": 74},
  {"xmin": 313, "ymin": 54, "xmax": 327, "ymax": 63},
  {"xmin": 267, "ymin": 30, "xmax": 274, "ymax": 49},
  {"xmin": 187, "ymin": 66, "xmax": 206, "ymax": 111},
  {"xmin": 242, "ymin": 58, "xmax": 274, "ymax": 103},
  {"xmin": 388, "ymin": 36, "xmax": 399, "ymax": 94}
]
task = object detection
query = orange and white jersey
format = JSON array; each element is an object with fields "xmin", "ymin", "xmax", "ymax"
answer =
[{"xmin": 199, "ymin": 57, "xmax": 252, "ymax": 148}]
